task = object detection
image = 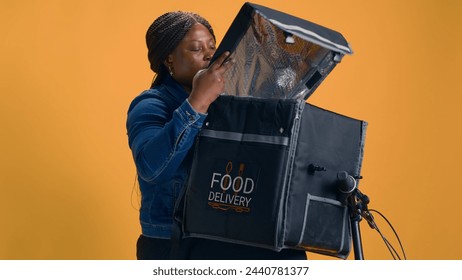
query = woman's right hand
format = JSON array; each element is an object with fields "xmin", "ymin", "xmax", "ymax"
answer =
[{"xmin": 188, "ymin": 51, "xmax": 235, "ymax": 114}]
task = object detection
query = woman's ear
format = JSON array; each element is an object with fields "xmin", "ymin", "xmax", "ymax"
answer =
[
  {"xmin": 164, "ymin": 54, "xmax": 174, "ymax": 76},
  {"xmin": 164, "ymin": 54, "xmax": 173, "ymax": 68}
]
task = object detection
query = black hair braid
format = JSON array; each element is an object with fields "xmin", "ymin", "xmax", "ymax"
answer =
[{"xmin": 145, "ymin": 11, "xmax": 215, "ymax": 86}]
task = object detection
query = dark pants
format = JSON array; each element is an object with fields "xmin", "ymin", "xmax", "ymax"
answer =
[
  {"xmin": 136, "ymin": 234, "xmax": 306, "ymax": 260},
  {"xmin": 136, "ymin": 235, "xmax": 171, "ymax": 260}
]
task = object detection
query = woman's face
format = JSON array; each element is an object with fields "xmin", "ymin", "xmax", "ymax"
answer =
[{"xmin": 166, "ymin": 23, "xmax": 216, "ymax": 92}]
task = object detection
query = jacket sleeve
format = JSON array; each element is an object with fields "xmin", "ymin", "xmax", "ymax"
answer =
[{"xmin": 127, "ymin": 96, "xmax": 206, "ymax": 183}]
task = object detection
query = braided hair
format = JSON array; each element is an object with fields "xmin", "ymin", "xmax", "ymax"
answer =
[{"xmin": 146, "ymin": 11, "xmax": 216, "ymax": 87}]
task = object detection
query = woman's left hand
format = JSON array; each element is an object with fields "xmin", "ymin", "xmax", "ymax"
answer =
[{"xmin": 188, "ymin": 51, "xmax": 235, "ymax": 113}]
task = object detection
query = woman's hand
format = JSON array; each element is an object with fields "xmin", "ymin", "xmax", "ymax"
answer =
[{"xmin": 188, "ymin": 51, "xmax": 235, "ymax": 114}]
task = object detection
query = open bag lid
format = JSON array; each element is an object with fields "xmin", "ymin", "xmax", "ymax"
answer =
[{"xmin": 212, "ymin": 2, "xmax": 353, "ymax": 100}]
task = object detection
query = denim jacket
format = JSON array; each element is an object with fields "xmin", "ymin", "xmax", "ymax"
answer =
[{"xmin": 126, "ymin": 75, "xmax": 207, "ymax": 238}]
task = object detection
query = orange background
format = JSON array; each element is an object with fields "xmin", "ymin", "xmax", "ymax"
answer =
[{"xmin": 1, "ymin": 0, "xmax": 461, "ymax": 260}]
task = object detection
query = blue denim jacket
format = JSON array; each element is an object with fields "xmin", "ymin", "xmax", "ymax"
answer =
[{"xmin": 126, "ymin": 75, "xmax": 207, "ymax": 238}]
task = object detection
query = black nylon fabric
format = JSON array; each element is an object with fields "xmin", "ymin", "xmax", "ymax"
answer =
[
  {"xmin": 183, "ymin": 96, "xmax": 301, "ymax": 249},
  {"xmin": 284, "ymin": 104, "xmax": 367, "ymax": 258},
  {"xmin": 181, "ymin": 96, "xmax": 367, "ymax": 259},
  {"xmin": 204, "ymin": 95, "xmax": 299, "ymax": 136}
]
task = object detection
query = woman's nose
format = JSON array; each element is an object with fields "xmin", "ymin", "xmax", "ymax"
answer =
[{"xmin": 204, "ymin": 49, "xmax": 215, "ymax": 61}]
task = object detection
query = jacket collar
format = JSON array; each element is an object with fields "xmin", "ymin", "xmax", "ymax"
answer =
[{"xmin": 162, "ymin": 74, "xmax": 189, "ymax": 104}]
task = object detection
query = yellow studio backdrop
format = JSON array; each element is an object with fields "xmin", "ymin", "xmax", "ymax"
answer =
[{"xmin": 0, "ymin": 0, "xmax": 461, "ymax": 260}]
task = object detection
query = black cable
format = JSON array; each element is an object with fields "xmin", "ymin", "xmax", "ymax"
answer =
[
  {"xmin": 351, "ymin": 186, "xmax": 407, "ymax": 260},
  {"xmin": 368, "ymin": 216, "xmax": 401, "ymax": 260},
  {"xmin": 369, "ymin": 209, "xmax": 407, "ymax": 260},
  {"xmin": 130, "ymin": 173, "xmax": 141, "ymax": 211}
]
